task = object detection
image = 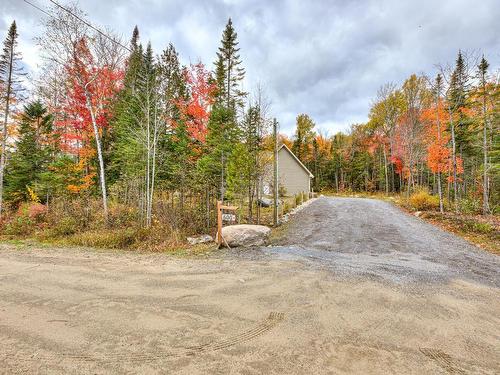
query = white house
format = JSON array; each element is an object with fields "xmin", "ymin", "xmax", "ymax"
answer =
[{"xmin": 262, "ymin": 144, "xmax": 314, "ymax": 196}]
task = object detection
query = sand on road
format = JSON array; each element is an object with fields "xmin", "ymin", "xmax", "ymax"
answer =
[{"xmin": 0, "ymin": 197, "xmax": 499, "ymax": 374}]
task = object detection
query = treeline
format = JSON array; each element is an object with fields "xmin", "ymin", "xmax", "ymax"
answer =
[
  {"xmin": 0, "ymin": 4, "xmax": 498, "ymax": 247},
  {"xmin": 286, "ymin": 52, "xmax": 499, "ymax": 215},
  {"xmin": 0, "ymin": 4, "xmax": 275, "ymax": 240}
]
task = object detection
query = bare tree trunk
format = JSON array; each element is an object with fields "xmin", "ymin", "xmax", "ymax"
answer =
[
  {"xmin": 383, "ymin": 146, "xmax": 389, "ymax": 195},
  {"xmin": 448, "ymin": 110, "xmax": 459, "ymax": 213},
  {"xmin": 482, "ymin": 79, "xmax": 490, "ymax": 215},
  {"xmin": 148, "ymin": 126, "xmax": 157, "ymax": 227},
  {"xmin": 84, "ymin": 88, "xmax": 108, "ymax": 221},
  {"xmin": 435, "ymin": 91, "xmax": 444, "ymax": 213}
]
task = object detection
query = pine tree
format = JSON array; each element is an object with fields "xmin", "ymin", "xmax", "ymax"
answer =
[
  {"xmin": 157, "ymin": 43, "xmax": 191, "ymax": 202},
  {"xmin": 449, "ymin": 51, "xmax": 473, "ymax": 157},
  {"xmin": 477, "ymin": 56, "xmax": 490, "ymax": 214},
  {"xmin": 0, "ymin": 21, "xmax": 24, "ymax": 216},
  {"xmin": 239, "ymin": 105, "xmax": 262, "ymax": 220},
  {"xmin": 197, "ymin": 104, "xmax": 240, "ymax": 200},
  {"xmin": 107, "ymin": 27, "xmax": 144, "ymax": 184},
  {"xmin": 5, "ymin": 101, "xmax": 54, "ymax": 204},
  {"xmin": 214, "ymin": 18, "xmax": 246, "ymax": 112},
  {"xmin": 447, "ymin": 51, "xmax": 472, "ymax": 210}
]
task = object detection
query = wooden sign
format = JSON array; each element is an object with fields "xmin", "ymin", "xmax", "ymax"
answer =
[
  {"xmin": 217, "ymin": 201, "xmax": 238, "ymax": 247},
  {"xmin": 222, "ymin": 213, "xmax": 236, "ymax": 222}
]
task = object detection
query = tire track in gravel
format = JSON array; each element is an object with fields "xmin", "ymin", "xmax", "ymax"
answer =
[{"xmin": 10, "ymin": 312, "xmax": 285, "ymax": 363}]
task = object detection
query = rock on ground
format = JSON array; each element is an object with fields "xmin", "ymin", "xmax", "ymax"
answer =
[
  {"xmin": 221, "ymin": 224, "xmax": 271, "ymax": 247},
  {"xmin": 186, "ymin": 234, "xmax": 213, "ymax": 245}
]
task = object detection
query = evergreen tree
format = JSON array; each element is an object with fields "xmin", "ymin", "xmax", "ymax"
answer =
[
  {"xmin": 214, "ymin": 18, "xmax": 246, "ymax": 112},
  {"xmin": 448, "ymin": 51, "xmax": 473, "ymax": 158},
  {"xmin": 238, "ymin": 105, "xmax": 262, "ymax": 219},
  {"xmin": 197, "ymin": 104, "xmax": 240, "ymax": 200},
  {"xmin": 108, "ymin": 27, "xmax": 144, "ymax": 184},
  {"xmin": 5, "ymin": 101, "xmax": 54, "ymax": 203},
  {"xmin": 157, "ymin": 43, "xmax": 190, "ymax": 195},
  {"xmin": 477, "ymin": 56, "xmax": 490, "ymax": 214},
  {"xmin": 0, "ymin": 21, "xmax": 24, "ymax": 215}
]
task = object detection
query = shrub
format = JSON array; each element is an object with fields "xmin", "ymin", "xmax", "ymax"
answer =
[
  {"xmin": 4, "ymin": 216, "xmax": 33, "ymax": 236},
  {"xmin": 277, "ymin": 186, "xmax": 285, "ymax": 197},
  {"xmin": 295, "ymin": 194, "xmax": 301, "ymax": 206},
  {"xmin": 50, "ymin": 216, "xmax": 78, "ymax": 236},
  {"xmin": 108, "ymin": 203, "xmax": 140, "ymax": 228},
  {"xmin": 302, "ymin": 191, "xmax": 309, "ymax": 202},
  {"xmin": 409, "ymin": 191, "xmax": 440, "ymax": 211},
  {"xmin": 463, "ymin": 221, "xmax": 495, "ymax": 234},
  {"xmin": 17, "ymin": 202, "xmax": 47, "ymax": 222},
  {"xmin": 458, "ymin": 197, "xmax": 482, "ymax": 214}
]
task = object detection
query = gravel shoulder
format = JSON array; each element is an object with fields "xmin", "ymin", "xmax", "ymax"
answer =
[{"xmin": 0, "ymin": 197, "xmax": 499, "ymax": 374}]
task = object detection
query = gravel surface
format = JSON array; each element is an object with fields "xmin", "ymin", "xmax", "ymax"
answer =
[
  {"xmin": 270, "ymin": 196, "xmax": 500, "ymax": 286},
  {"xmin": 0, "ymin": 196, "xmax": 498, "ymax": 374}
]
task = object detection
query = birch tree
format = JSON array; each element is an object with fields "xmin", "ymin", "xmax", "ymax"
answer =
[{"xmin": 37, "ymin": 4, "xmax": 125, "ymax": 221}]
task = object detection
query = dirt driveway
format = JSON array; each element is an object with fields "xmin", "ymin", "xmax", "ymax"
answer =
[{"xmin": 1, "ymin": 197, "xmax": 499, "ymax": 374}]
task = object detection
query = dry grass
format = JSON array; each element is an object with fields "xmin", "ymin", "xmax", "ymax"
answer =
[{"xmin": 420, "ymin": 212, "xmax": 499, "ymax": 255}]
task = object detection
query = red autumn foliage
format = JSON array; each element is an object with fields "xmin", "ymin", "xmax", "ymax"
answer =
[
  {"xmin": 56, "ymin": 38, "xmax": 123, "ymax": 157},
  {"xmin": 421, "ymin": 101, "xmax": 450, "ymax": 174},
  {"xmin": 175, "ymin": 62, "xmax": 216, "ymax": 143},
  {"xmin": 54, "ymin": 38, "xmax": 123, "ymax": 192}
]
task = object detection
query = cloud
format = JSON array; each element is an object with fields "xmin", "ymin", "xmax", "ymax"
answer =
[{"xmin": 2, "ymin": 0, "xmax": 500, "ymax": 136}]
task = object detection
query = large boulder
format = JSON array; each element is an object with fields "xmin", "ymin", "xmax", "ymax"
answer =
[{"xmin": 221, "ymin": 224, "xmax": 271, "ymax": 247}]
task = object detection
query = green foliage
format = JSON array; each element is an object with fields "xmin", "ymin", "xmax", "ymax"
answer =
[
  {"xmin": 4, "ymin": 216, "xmax": 33, "ymax": 236},
  {"xmin": 197, "ymin": 104, "xmax": 239, "ymax": 197},
  {"xmin": 5, "ymin": 101, "xmax": 55, "ymax": 204},
  {"xmin": 465, "ymin": 221, "xmax": 494, "ymax": 234},
  {"xmin": 214, "ymin": 18, "xmax": 246, "ymax": 110},
  {"xmin": 226, "ymin": 142, "xmax": 252, "ymax": 199}
]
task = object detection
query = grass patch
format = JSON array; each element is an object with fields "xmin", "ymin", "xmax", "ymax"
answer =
[
  {"xmin": 64, "ymin": 228, "xmax": 147, "ymax": 249},
  {"xmin": 422, "ymin": 212, "xmax": 499, "ymax": 255}
]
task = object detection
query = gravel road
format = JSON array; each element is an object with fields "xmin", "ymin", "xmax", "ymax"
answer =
[
  {"xmin": 0, "ymin": 197, "xmax": 499, "ymax": 374},
  {"xmin": 270, "ymin": 197, "xmax": 500, "ymax": 286}
]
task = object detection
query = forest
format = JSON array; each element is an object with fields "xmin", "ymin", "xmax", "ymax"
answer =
[{"xmin": 0, "ymin": 3, "xmax": 498, "ymax": 249}]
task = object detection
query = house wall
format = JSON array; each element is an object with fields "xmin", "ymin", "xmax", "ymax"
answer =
[{"xmin": 278, "ymin": 148, "xmax": 311, "ymax": 196}]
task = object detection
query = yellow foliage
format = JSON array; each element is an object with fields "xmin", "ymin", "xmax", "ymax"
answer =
[
  {"xmin": 26, "ymin": 186, "xmax": 40, "ymax": 203},
  {"xmin": 409, "ymin": 191, "xmax": 440, "ymax": 211}
]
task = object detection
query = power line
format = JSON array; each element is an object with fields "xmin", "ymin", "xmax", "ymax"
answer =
[
  {"xmin": 23, "ymin": 0, "xmax": 131, "ymax": 52},
  {"xmin": 22, "ymin": 0, "xmax": 53, "ymax": 18},
  {"xmin": 46, "ymin": 0, "xmax": 131, "ymax": 52}
]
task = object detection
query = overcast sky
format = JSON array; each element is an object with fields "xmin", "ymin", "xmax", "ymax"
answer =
[{"xmin": 2, "ymin": 0, "xmax": 500, "ymax": 135}]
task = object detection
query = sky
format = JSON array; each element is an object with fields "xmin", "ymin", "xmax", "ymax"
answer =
[{"xmin": 1, "ymin": 0, "xmax": 500, "ymax": 135}]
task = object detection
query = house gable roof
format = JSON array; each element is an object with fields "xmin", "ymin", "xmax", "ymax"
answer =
[{"xmin": 279, "ymin": 144, "xmax": 314, "ymax": 178}]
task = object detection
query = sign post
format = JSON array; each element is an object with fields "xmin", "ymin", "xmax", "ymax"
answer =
[{"xmin": 217, "ymin": 201, "xmax": 238, "ymax": 247}]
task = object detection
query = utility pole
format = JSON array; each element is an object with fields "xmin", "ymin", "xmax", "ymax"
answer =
[
  {"xmin": 273, "ymin": 118, "xmax": 279, "ymax": 226},
  {"xmin": 220, "ymin": 151, "xmax": 225, "ymax": 202}
]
